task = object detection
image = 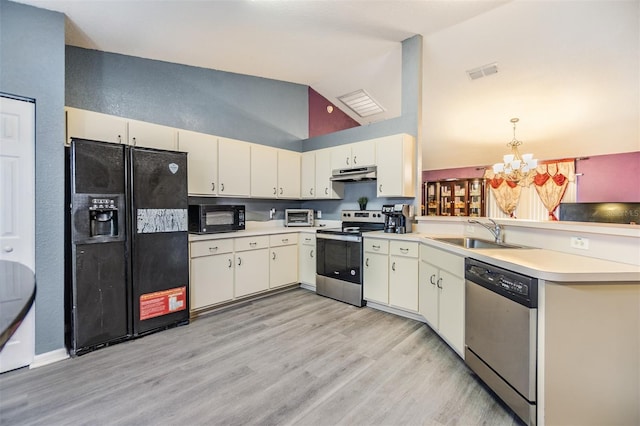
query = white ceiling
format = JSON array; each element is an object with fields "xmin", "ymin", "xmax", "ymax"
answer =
[{"xmin": 14, "ymin": 0, "xmax": 640, "ymax": 171}]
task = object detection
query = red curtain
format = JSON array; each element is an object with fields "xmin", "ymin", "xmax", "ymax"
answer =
[{"xmin": 531, "ymin": 160, "xmax": 575, "ymax": 220}]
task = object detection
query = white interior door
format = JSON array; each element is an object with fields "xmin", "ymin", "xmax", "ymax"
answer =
[{"xmin": 0, "ymin": 95, "xmax": 36, "ymax": 372}]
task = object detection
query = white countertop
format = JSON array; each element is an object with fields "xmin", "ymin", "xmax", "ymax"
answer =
[
  {"xmin": 189, "ymin": 223, "xmax": 640, "ymax": 283},
  {"xmin": 365, "ymin": 231, "xmax": 640, "ymax": 282}
]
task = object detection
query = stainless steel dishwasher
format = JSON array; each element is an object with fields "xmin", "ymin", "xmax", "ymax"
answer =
[{"xmin": 464, "ymin": 258, "xmax": 538, "ymax": 426}]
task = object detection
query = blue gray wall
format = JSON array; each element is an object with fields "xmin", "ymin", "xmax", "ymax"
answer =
[
  {"xmin": 1, "ymin": 0, "xmax": 66, "ymax": 354},
  {"xmin": 66, "ymin": 47, "xmax": 308, "ymax": 151}
]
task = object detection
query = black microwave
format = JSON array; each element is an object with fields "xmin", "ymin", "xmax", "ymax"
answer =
[{"xmin": 188, "ymin": 204, "xmax": 245, "ymax": 234}]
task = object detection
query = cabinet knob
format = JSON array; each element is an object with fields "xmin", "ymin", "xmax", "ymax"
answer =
[
  {"xmin": 250, "ymin": 242, "xmax": 257, "ymax": 247},
  {"xmin": 237, "ymin": 257, "xmax": 242, "ymax": 266},
  {"xmin": 400, "ymin": 247, "xmax": 409, "ymax": 253},
  {"xmin": 117, "ymin": 135, "xmax": 122, "ymax": 144},
  {"xmin": 310, "ymin": 188, "xmax": 313, "ymax": 195},
  {"xmin": 379, "ymin": 184, "xmax": 382, "ymax": 193},
  {"xmin": 211, "ymin": 182, "xmax": 215, "ymax": 192},
  {"xmin": 365, "ymin": 258, "xmax": 369, "ymax": 267},
  {"xmin": 310, "ymin": 250, "xmax": 314, "ymax": 258},
  {"xmin": 272, "ymin": 252, "xmax": 276, "ymax": 260},
  {"xmin": 3, "ymin": 246, "xmax": 14, "ymax": 253},
  {"xmin": 346, "ymin": 157, "xmax": 350, "ymax": 165},
  {"xmin": 280, "ymin": 187, "xmax": 283, "ymax": 195},
  {"xmin": 228, "ymin": 258, "xmax": 232, "ymax": 268},
  {"xmin": 353, "ymin": 156, "xmax": 357, "ymax": 164},
  {"xmin": 273, "ymin": 187, "xmax": 277, "ymax": 195},
  {"xmin": 392, "ymin": 262, "xmax": 396, "ymax": 271},
  {"xmin": 430, "ymin": 274, "xmax": 436, "ymax": 285},
  {"xmin": 372, "ymin": 244, "xmax": 380, "ymax": 250},
  {"xmin": 220, "ymin": 183, "xmax": 225, "ymax": 192},
  {"xmin": 282, "ymin": 238, "xmax": 288, "ymax": 243},
  {"xmin": 325, "ymin": 187, "xmax": 329, "ymax": 195},
  {"xmin": 132, "ymin": 137, "xmax": 137, "ymax": 146},
  {"xmin": 208, "ymin": 246, "xmax": 218, "ymax": 252},
  {"xmin": 437, "ymin": 277, "xmax": 443, "ymax": 289}
]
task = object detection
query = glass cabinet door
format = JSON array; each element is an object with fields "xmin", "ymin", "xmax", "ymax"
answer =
[
  {"xmin": 425, "ymin": 182, "xmax": 439, "ymax": 216},
  {"xmin": 468, "ymin": 179, "xmax": 485, "ymax": 217},
  {"xmin": 452, "ymin": 181, "xmax": 468, "ymax": 216},
  {"xmin": 439, "ymin": 182, "xmax": 452, "ymax": 216}
]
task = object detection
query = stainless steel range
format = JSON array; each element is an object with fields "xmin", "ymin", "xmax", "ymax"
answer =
[{"xmin": 315, "ymin": 210, "xmax": 385, "ymax": 307}]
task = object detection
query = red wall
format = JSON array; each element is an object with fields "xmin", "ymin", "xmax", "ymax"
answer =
[
  {"xmin": 308, "ymin": 87, "xmax": 359, "ymax": 138},
  {"xmin": 576, "ymin": 151, "xmax": 640, "ymax": 202}
]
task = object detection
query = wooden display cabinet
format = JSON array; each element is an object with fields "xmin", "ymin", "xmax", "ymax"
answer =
[{"xmin": 423, "ymin": 178, "xmax": 486, "ymax": 217}]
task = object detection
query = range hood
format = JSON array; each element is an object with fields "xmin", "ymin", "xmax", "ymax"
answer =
[{"xmin": 330, "ymin": 165, "xmax": 377, "ymax": 182}]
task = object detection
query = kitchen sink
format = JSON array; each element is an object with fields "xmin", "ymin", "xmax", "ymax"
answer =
[{"xmin": 433, "ymin": 237, "xmax": 525, "ymax": 249}]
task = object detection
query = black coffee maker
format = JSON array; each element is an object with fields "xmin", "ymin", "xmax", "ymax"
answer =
[{"xmin": 382, "ymin": 204, "xmax": 413, "ymax": 234}]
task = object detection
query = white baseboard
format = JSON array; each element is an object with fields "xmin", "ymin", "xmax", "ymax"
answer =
[
  {"xmin": 299, "ymin": 283, "xmax": 316, "ymax": 292},
  {"xmin": 30, "ymin": 348, "xmax": 69, "ymax": 369},
  {"xmin": 365, "ymin": 301, "xmax": 426, "ymax": 323}
]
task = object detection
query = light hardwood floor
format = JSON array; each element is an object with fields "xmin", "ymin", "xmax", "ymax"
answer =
[{"xmin": 0, "ymin": 288, "xmax": 522, "ymax": 425}]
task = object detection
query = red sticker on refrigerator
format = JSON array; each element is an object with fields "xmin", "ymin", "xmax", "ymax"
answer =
[{"xmin": 140, "ymin": 287, "xmax": 187, "ymax": 320}]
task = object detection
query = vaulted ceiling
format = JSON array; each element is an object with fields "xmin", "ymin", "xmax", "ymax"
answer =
[{"xmin": 14, "ymin": 0, "xmax": 640, "ymax": 170}]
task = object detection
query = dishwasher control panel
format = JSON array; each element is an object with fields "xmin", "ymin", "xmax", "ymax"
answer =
[{"xmin": 465, "ymin": 258, "xmax": 538, "ymax": 307}]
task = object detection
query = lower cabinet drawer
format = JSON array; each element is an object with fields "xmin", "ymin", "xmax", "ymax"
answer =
[
  {"xmin": 190, "ymin": 238, "xmax": 234, "ymax": 258},
  {"xmin": 235, "ymin": 235, "xmax": 269, "ymax": 251}
]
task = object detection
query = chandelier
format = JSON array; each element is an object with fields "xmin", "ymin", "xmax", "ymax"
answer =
[{"xmin": 492, "ymin": 118, "xmax": 538, "ymax": 182}]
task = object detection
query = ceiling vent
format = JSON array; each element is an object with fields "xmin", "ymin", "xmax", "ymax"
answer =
[
  {"xmin": 338, "ymin": 89, "xmax": 385, "ymax": 117},
  {"xmin": 466, "ymin": 62, "xmax": 499, "ymax": 80}
]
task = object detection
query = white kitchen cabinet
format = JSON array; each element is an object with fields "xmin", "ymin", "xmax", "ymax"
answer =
[
  {"xmin": 315, "ymin": 148, "xmax": 344, "ymax": 199},
  {"xmin": 389, "ymin": 241, "xmax": 419, "ymax": 311},
  {"xmin": 177, "ymin": 130, "xmax": 218, "ymax": 195},
  {"xmin": 269, "ymin": 233, "xmax": 299, "ymax": 288},
  {"xmin": 218, "ymin": 137, "xmax": 251, "ymax": 197},
  {"xmin": 277, "ymin": 150, "xmax": 301, "ymax": 199},
  {"xmin": 251, "ymin": 144, "xmax": 279, "ymax": 198},
  {"xmin": 189, "ymin": 239, "xmax": 234, "ymax": 310},
  {"xmin": 418, "ymin": 244, "xmax": 465, "ymax": 355},
  {"xmin": 330, "ymin": 140, "xmax": 376, "ymax": 170},
  {"xmin": 363, "ymin": 238, "xmax": 389, "ymax": 304},
  {"xmin": 234, "ymin": 236, "xmax": 269, "ymax": 297},
  {"xmin": 300, "ymin": 152, "xmax": 316, "ymax": 199},
  {"xmin": 375, "ymin": 134, "xmax": 415, "ymax": 197},
  {"xmin": 298, "ymin": 234, "xmax": 316, "ymax": 288},
  {"xmin": 128, "ymin": 119, "xmax": 177, "ymax": 151},
  {"xmin": 65, "ymin": 107, "xmax": 127, "ymax": 146}
]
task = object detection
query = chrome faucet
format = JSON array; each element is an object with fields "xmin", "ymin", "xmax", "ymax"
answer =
[{"xmin": 468, "ymin": 218, "xmax": 503, "ymax": 244}]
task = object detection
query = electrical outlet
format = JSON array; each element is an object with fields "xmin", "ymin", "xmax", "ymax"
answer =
[
  {"xmin": 269, "ymin": 208, "xmax": 276, "ymax": 219},
  {"xmin": 316, "ymin": 210, "xmax": 322, "ymax": 219},
  {"xmin": 570, "ymin": 236, "xmax": 589, "ymax": 250}
]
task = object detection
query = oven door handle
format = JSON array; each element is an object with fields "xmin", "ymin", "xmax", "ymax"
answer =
[{"xmin": 316, "ymin": 234, "xmax": 361, "ymax": 243}]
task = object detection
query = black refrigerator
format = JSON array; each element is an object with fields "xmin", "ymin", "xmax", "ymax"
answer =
[{"xmin": 65, "ymin": 138, "xmax": 189, "ymax": 356}]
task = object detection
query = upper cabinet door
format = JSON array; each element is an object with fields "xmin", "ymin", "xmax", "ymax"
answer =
[
  {"xmin": 330, "ymin": 145, "xmax": 352, "ymax": 170},
  {"xmin": 351, "ymin": 140, "xmax": 376, "ymax": 167},
  {"xmin": 177, "ymin": 130, "xmax": 218, "ymax": 196},
  {"xmin": 218, "ymin": 137, "xmax": 251, "ymax": 197},
  {"xmin": 277, "ymin": 150, "xmax": 301, "ymax": 199},
  {"xmin": 376, "ymin": 134, "xmax": 416, "ymax": 198},
  {"xmin": 251, "ymin": 144, "xmax": 278, "ymax": 198},
  {"xmin": 300, "ymin": 152, "xmax": 315, "ymax": 199},
  {"xmin": 315, "ymin": 148, "xmax": 344, "ymax": 199},
  {"xmin": 65, "ymin": 107, "xmax": 127, "ymax": 146},
  {"xmin": 128, "ymin": 120, "xmax": 177, "ymax": 151}
]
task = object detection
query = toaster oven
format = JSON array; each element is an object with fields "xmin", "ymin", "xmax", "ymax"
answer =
[{"xmin": 285, "ymin": 209, "xmax": 314, "ymax": 227}]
